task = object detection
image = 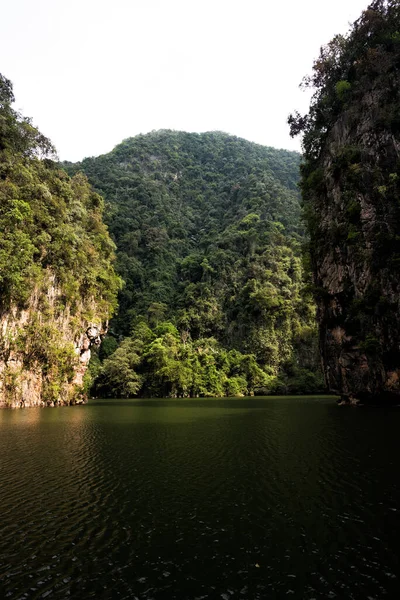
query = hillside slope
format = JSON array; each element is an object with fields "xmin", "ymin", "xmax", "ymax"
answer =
[{"xmin": 65, "ymin": 131, "xmax": 322, "ymax": 397}]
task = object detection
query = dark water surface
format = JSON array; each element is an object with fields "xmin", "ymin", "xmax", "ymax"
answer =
[{"xmin": 1, "ymin": 397, "xmax": 400, "ymax": 599}]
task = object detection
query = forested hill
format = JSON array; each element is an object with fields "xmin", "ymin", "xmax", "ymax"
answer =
[
  {"xmin": 0, "ymin": 73, "xmax": 120, "ymax": 407},
  {"xmin": 64, "ymin": 131, "xmax": 323, "ymax": 397}
]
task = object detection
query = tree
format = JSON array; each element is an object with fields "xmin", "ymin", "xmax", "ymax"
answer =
[{"xmin": 99, "ymin": 338, "xmax": 143, "ymax": 398}]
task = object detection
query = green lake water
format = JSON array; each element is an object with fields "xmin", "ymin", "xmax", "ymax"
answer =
[{"xmin": 0, "ymin": 396, "xmax": 399, "ymax": 599}]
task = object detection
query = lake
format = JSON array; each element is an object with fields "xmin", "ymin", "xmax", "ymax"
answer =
[{"xmin": 0, "ymin": 396, "xmax": 399, "ymax": 599}]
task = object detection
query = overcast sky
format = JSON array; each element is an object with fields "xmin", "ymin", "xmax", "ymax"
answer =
[{"xmin": 1, "ymin": 0, "xmax": 369, "ymax": 161}]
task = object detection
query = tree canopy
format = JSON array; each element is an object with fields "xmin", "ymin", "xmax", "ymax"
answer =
[{"xmin": 64, "ymin": 130, "xmax": 323, "ymax": 397}]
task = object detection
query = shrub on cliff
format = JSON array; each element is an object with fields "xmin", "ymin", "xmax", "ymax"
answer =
[
  {"xmin": 0, "ymin": 73, "xmax": 121, "ymax": 315},
  {"xmin": 0, "ymin": 73, "xmax": 121, "ymax": 405},
  {"xmin": 289, "ymin": 0, "xmax": 400, "ymax": 402}
]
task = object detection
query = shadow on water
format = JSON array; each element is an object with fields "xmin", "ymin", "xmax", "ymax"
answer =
[{"xmin": 88, "ymin": 395, "xmax": 338, "ymax": 409}]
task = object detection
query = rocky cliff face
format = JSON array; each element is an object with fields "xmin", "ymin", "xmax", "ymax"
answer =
[
  {"xmin": 0, "ymin": 274, "xmax": 108, "ymax": 408},
  {"xmin": 290, "ymin": 1, "xmax": 400, "ymax": 404},
  {"xmin": 312, "ymin": 94, "xmax": 400, "ymax": 404},
  {"xmin": 0, "ymin": 73, "xmax": 120, "ymax": 407}
]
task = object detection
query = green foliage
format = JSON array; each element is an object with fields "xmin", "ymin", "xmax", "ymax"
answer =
[
  {"xmin": 95, "ymin": 321, "xmax": 277, "ymax": 398},
  {"xmin": 99, "ymin": 335, "xmax": 119, "ymax": 360},
  {"xmin": 0, "ymin": 73, "xmax": 54, "ymax": 159},
  {"xmin": 335, "ymin": 80, "xmax": 352, "ymax": 101},
  {"xmin": 99, "ymin": 337, "xmax": 144, "ymax": 397},
  {"xmin": 93, "ymin": 322, "xmax": 273, "ymax": 399},
  {"xmin": 0, "ymin": 73, "xmax": 121, "ymax": 403},
  {"xmin": 63, "ymin": 130, "xmax": 304, "ymax": 336},
  {"xmin": 0, "ymin": 74, "xmax": 121, "ymax": 315},
  {"xmin": 9, "ymin": 315, "xmax": 79, "ymax": 404},
  {"xmin": 83, "ymin": 351, "xmax": 102, "ymax": 395},
  {"xmin": 64, "ymin": 130, "xmax": 323, "ymax": 397},
  {"xmin": 289, "ymin": 1, "xmax": 400, "ymax": 394},
  {"xmin": 290, "ymin": 0, "xmax": 400, "ymax": 270},
  {"xmin": 289, "ymin": 1, "xmax": 400, "ymax": 158},
  {"xmin": 265, "ymin": 366, "xmax": 325, "ymax": 395}
]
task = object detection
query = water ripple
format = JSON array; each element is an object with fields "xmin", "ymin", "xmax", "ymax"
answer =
[{"xmin": 0, "ymin": 397, "xmax": 399, "ymax": 598}]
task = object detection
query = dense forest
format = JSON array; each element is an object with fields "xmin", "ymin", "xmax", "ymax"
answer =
[
  {"xmin": 5, "ymin": 2, "xmax": 398, "ymax": 403},
  {"xmin": 0, "ymin": 73, "xmax": 120, "ymax": 406},
  {"xmin": 289, "ymin": 0, "xmax": 400, "ymax": 403},
  {"xmin": 64, "ymin": 131, "xmax": 324, "ymax": 397}
]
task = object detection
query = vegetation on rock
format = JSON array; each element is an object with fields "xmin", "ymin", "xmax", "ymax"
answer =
[
  {"xmin": 289, "ymin": 0, "xmax": 400, "ymax": 403},
  {"xmin": 0, "ymin": 73, "xmax": 121, "ymax": 406}
]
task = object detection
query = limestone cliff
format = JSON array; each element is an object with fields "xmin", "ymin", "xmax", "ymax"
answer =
[
  {"xmin": 0, "ymin": 278, "xmax": 106, "ymax": 407},
  {"xmin": 315, "ymin": 108, "xmax": 400, "ymax": 403},
  {"xmin": 290, "ymin": 0, "xmax": 400, "ymax": 403},
  {"xmin": 0, "ymin": 73, "xmax": 120, "ymax": 406}
]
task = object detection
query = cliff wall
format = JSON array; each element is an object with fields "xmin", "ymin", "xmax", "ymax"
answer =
[
  {"xmin": 0, "ymin": 274, "xmax": 107, "ymax": 407},
  {"xmin": 290, "ymin": 2, "xmax": 400, "ymax": 403},
  {"xmin": 0, "ymin": 73, "xmax": 120, "ymax": 406},
  {"xmin": 315, "ymin": 106, "xmax": 400, "ymax": 403}
]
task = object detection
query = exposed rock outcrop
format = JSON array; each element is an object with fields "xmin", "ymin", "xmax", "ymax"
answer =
[
  {"xmin": 290, "ymin": 1, "xmax": 400, "ymax": 404},
  {"xmin": 315, "ymin": 110, "xmax": 400, "ymax": 403},
  {"xmin": 0, "ymin": 275, "xmax": 108, "ymax": 408},
  {"xmin": 0, "ymin": 73, "xmax": 120, "ymax": 407}
]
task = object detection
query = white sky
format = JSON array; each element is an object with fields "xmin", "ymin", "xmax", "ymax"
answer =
[{"xmin": 1, "ymin": 0, "xmax": 369, "ymax": 161}]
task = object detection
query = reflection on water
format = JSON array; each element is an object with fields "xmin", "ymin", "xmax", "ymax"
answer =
[{"xmin": 0, "ymin": 397, "xmax": 399, "ymax": 599}]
